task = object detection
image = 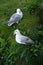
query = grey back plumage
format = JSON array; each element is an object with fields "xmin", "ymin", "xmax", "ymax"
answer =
[
  {"xmin": 20, "ymin": 35, "xmax": 34, "ymax": 44},
  {"xmin": 7, "ymin": 13, "xmax": 22, "ymax": 26}
]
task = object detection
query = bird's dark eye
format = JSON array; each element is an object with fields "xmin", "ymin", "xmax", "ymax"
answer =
[{"xmin": 16, "ymin": 31, "xmax": 17, "ymax": 32}]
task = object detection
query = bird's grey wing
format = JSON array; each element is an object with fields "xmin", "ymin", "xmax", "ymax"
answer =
[
  {"xmin": 7, "ymin": 13, "xmax": 16, "ymax": 26},
  {"xmin": 9, "ymin": 13, "xmax": 21, "ymax": 23},
  {"xmin": 20, "ymin": 36, "xmax": 34, "ymax": 44},
  {"xmin": 7, "ymin": 13, "xmax": 21, "ymax": 26}
]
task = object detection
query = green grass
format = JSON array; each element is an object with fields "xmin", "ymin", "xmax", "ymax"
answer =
[{"xmin": 0, "ymin": 0, "xmax": 43, "ymax": 65}]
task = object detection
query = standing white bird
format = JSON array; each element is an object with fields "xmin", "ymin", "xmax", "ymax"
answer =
[
  {"xmin": 7, "ymin": 8, "xmax": 23, "ymax": 26},
  {"xmin": 14, "ymin": 29, "xmax": 34, "ymax": 45}
]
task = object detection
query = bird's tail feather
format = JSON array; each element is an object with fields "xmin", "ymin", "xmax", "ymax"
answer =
[
  {"xmin": 7, "ymin": 21, "xmax": 14, "ymax": 26},
  {"xmin": 25, "ymin": 39, "xmax": 34, "ymax": 45}
]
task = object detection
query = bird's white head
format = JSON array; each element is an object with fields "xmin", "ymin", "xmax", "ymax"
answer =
[
  {"xmin": 16, "ymin": 8, "xmax": 23, "ymax": 18},
  {"xmin": 17, "ymin": 8, "xmax": 21, "ymax": 13},
  {"xmin": 14, "ymin": 29, "xmax": 20, "ymax": 35}
]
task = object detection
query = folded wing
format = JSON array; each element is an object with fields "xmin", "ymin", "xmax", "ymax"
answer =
[
  {"xmin": 20, "ymin": 35, "xmax": 34, "ymax": 44},
  {"xmin": 7, "ymin": 13, "xmax": 22, "ymax": 26}
]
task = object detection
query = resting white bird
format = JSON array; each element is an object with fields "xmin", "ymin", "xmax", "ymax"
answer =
[
  {"xmin": 7, "ymin": 8, "xmax": 23, "ymax": 26},
  {"xmin": 14, "ymin": 29, "xmax": 34, "ymax": 45}
]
